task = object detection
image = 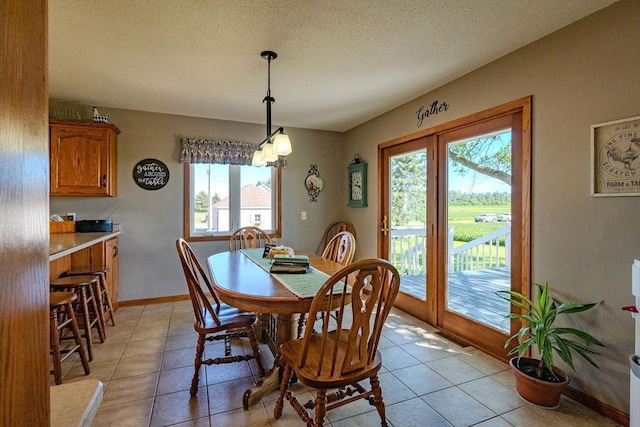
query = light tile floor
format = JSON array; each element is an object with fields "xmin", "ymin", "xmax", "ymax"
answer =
[{"xmin": 54, "ymin": 301, "xmax": 622, "ymax": 427}]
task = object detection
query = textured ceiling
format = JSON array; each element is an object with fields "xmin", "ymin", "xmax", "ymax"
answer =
[{"xmin": 48, "ymin": 0, "xmax": 617, "ymax": 132}]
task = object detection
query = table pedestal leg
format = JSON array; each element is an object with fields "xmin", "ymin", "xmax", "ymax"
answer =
[
  {"xmin": 243, "ymin": 355, "xmax": 283, "ymax": 409},
  {"xmin": 255, "ymin": 312, "xmax": 269, "ymax": 343},
  {"xmin": 243, "ymin": 313, "xmax": 297, "ymax": 410}
]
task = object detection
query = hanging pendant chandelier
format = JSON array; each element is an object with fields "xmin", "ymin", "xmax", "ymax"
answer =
[{"xmin": 251, "ymin": 50, "xmax": 292, "ymax": 167}]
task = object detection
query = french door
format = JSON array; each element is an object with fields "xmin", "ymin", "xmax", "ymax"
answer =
[
  {"xmin": 380, "ymin": 136, "xmax": 437, "ymax": 324},
  {"xmin": 378, "ymin": 98, "xmax": 531, "ymax": 359}
]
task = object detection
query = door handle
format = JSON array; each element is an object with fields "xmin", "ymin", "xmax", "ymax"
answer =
[
  {"xmin": 381, "ymin": 215, "xmax": 389, "ymax": 236},
  {"xmin": 102, "ymin": 175, "xmax": 107, "ymax": 187},
  {"xmin": 113, "ymin": 246, "xmax": 118, "ymax": 257}
]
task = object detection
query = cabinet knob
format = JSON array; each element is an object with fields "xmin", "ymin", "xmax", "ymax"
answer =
[
  {"xmin": 102, "ymin": 175, "xmax": 107, "ymax": 187},
  {"xmin": 113, "ymin": 246, "xmax": 118, "ymax": 257}
]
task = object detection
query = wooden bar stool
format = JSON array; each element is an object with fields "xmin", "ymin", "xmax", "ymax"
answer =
[
  {"xmin": 50, "ymin": 275, "xmax": 105, "ymax": 361},
  {"xmin": 65, "ymin": 266, "xmax": 116, "ymax": 328},
  {"xmin": 50, "ymin": 291, "xmax": 90, "ymax": 385}
]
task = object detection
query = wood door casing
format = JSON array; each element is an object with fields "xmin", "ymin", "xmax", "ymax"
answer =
[{"xmin": 0, "ymin": 0, "xmax": 49, "ymax": 424}]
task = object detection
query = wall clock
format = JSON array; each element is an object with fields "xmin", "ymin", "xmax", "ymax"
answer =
[{"xmin": 348, "ymin": 156, "xmax": 367, "ymax": 207}]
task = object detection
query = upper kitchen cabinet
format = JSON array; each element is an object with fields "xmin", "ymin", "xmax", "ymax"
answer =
[{"xmin": 50, "ymin": 120, "xmax": 120, "ymax": 196}]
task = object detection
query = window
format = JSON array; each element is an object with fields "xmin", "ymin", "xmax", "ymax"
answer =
[{"xmin": 183, "ymin": 163, "xmax": 281, "ymax": 241}]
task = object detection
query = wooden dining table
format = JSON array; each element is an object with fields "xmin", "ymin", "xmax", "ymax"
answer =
[{"xmin": 206, "ymin": 249, "xmax": 344, "ymax": 410}]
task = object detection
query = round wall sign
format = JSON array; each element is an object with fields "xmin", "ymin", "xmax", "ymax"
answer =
[{"xmin": 133, "ymin": 158, "xmax": 170, "ymax": 190}]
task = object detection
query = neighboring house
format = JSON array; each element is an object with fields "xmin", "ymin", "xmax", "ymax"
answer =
[{"xmin": 210, "ymin": 184, "xmax": 272, "ymax": 230}]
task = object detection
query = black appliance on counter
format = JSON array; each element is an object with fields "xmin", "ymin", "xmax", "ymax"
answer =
[{"xmin": 76, "ymin": 219, "xmax": 113, "ymax": 233}]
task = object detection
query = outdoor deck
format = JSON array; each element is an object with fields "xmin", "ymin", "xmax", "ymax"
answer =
[{"xmin": 401, "ymin": 267, "xmax": 511, "ymax": 332}]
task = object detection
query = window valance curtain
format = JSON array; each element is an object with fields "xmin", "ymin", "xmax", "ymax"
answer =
[
  {"xmin": 179, "ymin": 137, "xmax": 287, "ymax": 168},
  {"xmin": 179, "ymin": 138, "xmax": 256, "ymax": 165}
]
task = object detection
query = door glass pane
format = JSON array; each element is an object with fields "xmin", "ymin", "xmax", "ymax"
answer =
[
  {"xmin": 445, "ymin": 129, "xmax": 512, "ymax": 332},
  {"xmin": 389, "ymin": 149, "xmax": 427, "ymax": 300}
]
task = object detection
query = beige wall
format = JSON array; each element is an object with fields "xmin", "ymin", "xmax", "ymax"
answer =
[
  {"xmin": 50, "ymin": 106, "xmax": 345, "ymax": 301},
  {"xmin": 343, "ymin": 0, "xmax": 639, "ymax": 414}
]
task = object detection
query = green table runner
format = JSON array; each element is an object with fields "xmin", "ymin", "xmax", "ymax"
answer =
[{"xmin": 241, "ymin": 248, "xmax": 333, "ymax": 298}]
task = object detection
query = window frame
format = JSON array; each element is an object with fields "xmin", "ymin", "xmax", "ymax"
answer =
[{"xmin": 183, "ymin": 163, "xmax": 282, "ymax": 242}]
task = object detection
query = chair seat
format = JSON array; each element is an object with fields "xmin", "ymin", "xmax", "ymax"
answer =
[
  {"xmin": 51, "ymin": 274, "xmax": 97, "ymax": 288},
  {"xmin": 66, "ymin": 266, "xmax": 108, "ymax": 275},
  {"xmin": 50, "ymin": 291, "xmax": 78, "ymax": 308},
  {"xmin": 280, "ymin": 330, "xmax": 383, "ymax": 389},
  {"xmin": 196, "ymin": 304, "xmax": 257, "ymax": 332}
]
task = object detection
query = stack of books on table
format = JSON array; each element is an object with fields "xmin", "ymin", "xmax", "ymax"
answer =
[{"xmin": 270, "ymin": 254, "xmax": 310, "ymax": 274}]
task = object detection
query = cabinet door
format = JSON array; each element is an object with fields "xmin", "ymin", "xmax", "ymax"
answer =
[
  {"xmin": 50, "ymin": 122, "xmax": 118, "ymax": 196},
  {"xmin": 104, "ymin": 237, "xmax": 119, "ymax": 309}
]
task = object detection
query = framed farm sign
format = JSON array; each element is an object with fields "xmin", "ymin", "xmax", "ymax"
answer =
[{"xmin": 591, "ymin": 115, "xmax": 640, "ymax": 197}]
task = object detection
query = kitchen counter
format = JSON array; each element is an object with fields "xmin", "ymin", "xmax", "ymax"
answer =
[
  {"xmin": 49, "ymin": 231, "xmax": 121, "ymax": 261},
  {"xmin": 50, "ymin": 379, "xmax": 103, "ymax": 427}
]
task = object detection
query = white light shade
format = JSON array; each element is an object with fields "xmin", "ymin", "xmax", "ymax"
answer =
[
  {"xmin": 251, "ymin": 150, "xmax": 266, "ymax": 167},
  {"xmin": 273, "ymin": 133, "xmax": 292, "ymax": 156},
  {"xmin": 261, "ymin": 143, "xmax": 278, "ymax": 162}
]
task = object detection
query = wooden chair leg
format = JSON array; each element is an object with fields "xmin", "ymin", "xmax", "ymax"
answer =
[
  {"xmin": 90, "ymin": 280, "xmax": 107, "ymax": 340},
  {"xmin": 50, "ymin": 293, "xmax": 90, "ymax": 385},
  {"xmin": 86, "ymin": 282, "xmax": 106, "ymax": 343},
  {"xmin": 50, "ymin": 308, "xmax": 63, "ymax": 385},
  {"xmin": 314, "ymin": 389, "xmax": 327, "ymax": 427},
  {"xmin": 191, "ymin": 333, "xmax": 205, "ymax": 396},
  {"xmin": 274, "ymin": 364, "xmax": 293, "ymax": 419},
  {"xmin": 76, "ymin": 286, "xmax": 94, "ymax": 361},
  {"xmin": 64, "ymin": 301, "xmax": 90, "ymax": 376},
  {"xmin": 369, "ymin": 375, "xmax": 388, "ymax": 427},
  {"xmin": 99, "ymin": 272, "xmax": 116, "ymax": 326}
]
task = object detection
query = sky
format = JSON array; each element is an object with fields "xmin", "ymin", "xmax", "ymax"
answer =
[{"xmin": 448, "ymin": 165, "xmax": 511, "ymax": 193}]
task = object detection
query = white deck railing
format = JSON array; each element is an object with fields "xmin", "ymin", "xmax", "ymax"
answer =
[{"xmin": 389, "ymin": 224, "xmax": 511, "ymax": 275}]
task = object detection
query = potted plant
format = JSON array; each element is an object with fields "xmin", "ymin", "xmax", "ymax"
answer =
[{"xmin": 496, "ymin": 281, "xmax": 605, "ymax": 408}]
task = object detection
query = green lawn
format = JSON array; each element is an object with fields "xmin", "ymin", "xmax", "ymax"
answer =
[{"xmin": 447, "ymin": 204, "xmax": 511, "ymax": 223}]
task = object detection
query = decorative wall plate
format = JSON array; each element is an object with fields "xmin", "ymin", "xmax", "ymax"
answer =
[{"xmin": 305, "ymin": 165, "xmax": 323, "ymax": 202}]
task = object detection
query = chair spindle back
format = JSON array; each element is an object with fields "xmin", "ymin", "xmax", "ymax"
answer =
[
  {"xmin": 299, "ymin": 259, "xmax": 400, "ymax": 377},
  {"xmin": 176, "ymin": 238, "xmax": 222, "ymax": 327},
  {"xmin": 321, "ymin": 231, "xmax": 356, "ymax": 266},
  {"xmin": 229, "ymin": 226, "xmax": 272, "ymax": 252}
]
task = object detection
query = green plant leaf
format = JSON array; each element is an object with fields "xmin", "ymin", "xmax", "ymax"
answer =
[
  {"xmin": 496, "ymin": 281, "xmax": 603, "ymax": 380},
  {"xmin": 552, "ymin": 327, "xmax": 605, "ymax": 347}
]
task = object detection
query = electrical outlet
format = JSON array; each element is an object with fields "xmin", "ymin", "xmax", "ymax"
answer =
[
  {"xmin": 66, "ymin": 212, "xmax": 76, "ymax": 221},
  {"xmin": 301, "ymin": 211, "xmax": 307, "ymax": 220}
]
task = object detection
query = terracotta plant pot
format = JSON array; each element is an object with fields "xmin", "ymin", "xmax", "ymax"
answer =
[{"xmin": 509, "ymin": 357, "xmax": 570, "ymax": 408}]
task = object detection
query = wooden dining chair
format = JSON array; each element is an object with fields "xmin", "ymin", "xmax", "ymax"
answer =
[
  {"xmin": 176, "ymin": 238, "xmax": 265, "ymax": 396},
  {"xmin": 322, "ymin": 231, "xmax": 356, "ymax": 266},
  {"xmin": 298, "ymin": 230, "xmax": 357, "ymax": 337},
  {"xmin": 274, "ymin": 258, "xmax": 401, "ymax": 427},
  {"xmin": 229, "ymin": 226, "xmax": 272, "ymax": 252},
  {"xmin": 316, "ymin": 221, "xmax": 356, "ymax": 254}
]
